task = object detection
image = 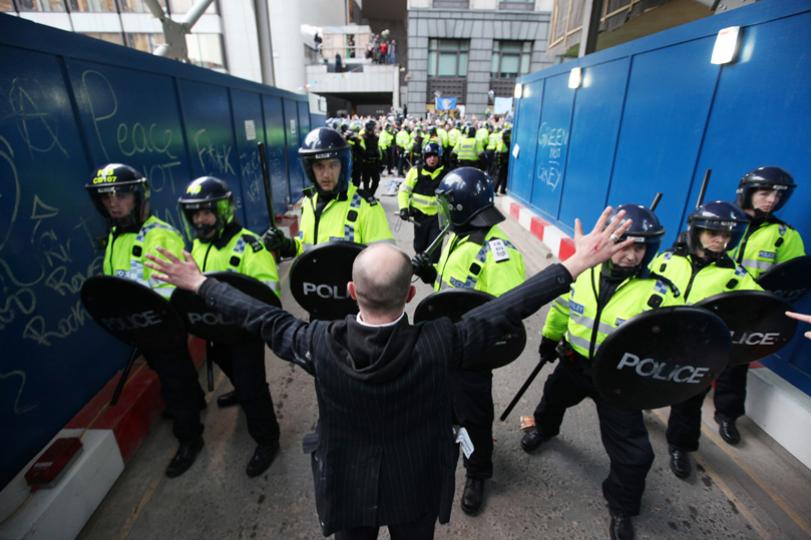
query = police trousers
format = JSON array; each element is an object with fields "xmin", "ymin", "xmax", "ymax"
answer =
[
  {"xmin": 713, "ymin": 363, "xmax": 749, "ymax": 420},
  {"xmin": 334, "ymin": 511, "xmax": 437, "ymax": 540},
  {"xmin": 361, "ymin": 161, "xmax": 381, "ymax": 196},
  {"xmin": 495, "ymin": 154, "xmax": 509, "ymax": 194},
  {"xmin": 208, "ymin": 338, "xmax": 280, "ymax": 445},
  {"xmin": 450, "ymin": 369, "xmax": 494, "ymax": 480},
  {"xmin": 667, "ymin": 386, "xmax": 712, "ymax": 452},
  {"xmin": 533, "ymin": 359, "xmax": 654, "ymax": 516},
  {"xmin": 412, "ymin": 212, "xmax": 441, "ymax": 264},
  {"xmin": 143, "ymin": 343, "xmax": 205, "ymax": 443}
]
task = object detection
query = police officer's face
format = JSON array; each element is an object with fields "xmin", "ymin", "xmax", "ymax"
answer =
[
  {"xmin": 313, "ymin": 159, "xmax": 341, "ymax": 192},
  {"xmin": 699, "ymin": 230, "xmax": 731, "ymax": 253},
  {"xmin": 193, "ymin": 209, "xmax": 217, "ymax": 238},
  {"xmin": 425, "ymin": 154, "xmax": 439, "ymax": 167},
  {"xmin": 101, "ymin": 192, "xmax": 136, "ymax": 219},
  {"xmin": 751, "ymin": 189, "xmax": 781, "ymax": 213},
  {"xmin": 611, "ymin": 243, "xmax": 646, "ymax": 267}
]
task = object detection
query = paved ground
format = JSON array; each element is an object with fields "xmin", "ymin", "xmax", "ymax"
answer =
[{"xmin": 79, "ymin": 175, "xmax": 811, "ymax": 540}]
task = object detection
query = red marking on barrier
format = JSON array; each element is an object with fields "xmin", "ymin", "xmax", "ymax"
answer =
[
  {"xmin": 559, "ymin": 238, "xmax": 576, "ymax": 261},
  {"xmin": 510, "ymin": 203, "xmax": 521, "ymax": 220},
  {"xmin": 530, "ymin": 217, "xmax": 546, "ymax": 241}
]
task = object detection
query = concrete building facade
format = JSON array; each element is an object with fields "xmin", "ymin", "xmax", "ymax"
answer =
[{"xmin": 406, "ymin": 0, "xmax": 553, "ymax": 117}]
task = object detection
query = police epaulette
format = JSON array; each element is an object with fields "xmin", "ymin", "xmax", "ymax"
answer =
[
  {"xmin": 650, "ymin": 272, "xmax": 681, "ymax": 298},
  {"xmin": 242, "ymin": 234, "xmax": 263, "ymax": 253}
]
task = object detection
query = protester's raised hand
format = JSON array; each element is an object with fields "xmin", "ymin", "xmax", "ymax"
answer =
[
  {"xmin": 145, "ymin": 247, "xmax": 207, "ymax": 293},
  {"xmin": 786, "ymin": 311, "xmax": 811, "ymax": 340},
  {"xmin": 561, "ymin": 207, "xmax": 634, "ymax": 279}
]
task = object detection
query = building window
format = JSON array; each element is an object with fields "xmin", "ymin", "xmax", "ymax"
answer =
[
  {"xmin": 118, "ymin": 0, "xmax": 168, "ymax": 13},
  {"xmin": 67, "ymin": 0, "xmax": 117, "ymax": 11},
  {"xmin": 490, "ymin": 40, "xmax": 531, "ymax": 78},
  {"xmin": 499, "ymin": 0, "xmax": 535, "ymax": 10},
  {"xmin": 169, "ymin": 0, "xmax": 217, "ymax": 15},
  {"xmin": 432, "ymin": 0, "xmax": 469, "ymax": 8},
  {"xmin": 427, "ymin": 39, "xmax": 469, "ymax": 77},
  {"xmin": 186, "ymin": 33, "xmax": 225, "ymax": 70},
  {"xmin": 16, "ymin": 0, "xmax": 66, "ymax": 11},
  {"xmin": 126, "ymin": 32, "xmax": 165, "ymax": 53},
  {"xmin": 84, "ymin": 31, "xmax": 125, "ymax": 45}
]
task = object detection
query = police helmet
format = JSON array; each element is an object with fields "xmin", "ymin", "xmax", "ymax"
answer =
[
  {"xmin": 85, "ymin": 163, "xmax": 150, "ymax": 229},
  {"xmin": 687, "ymin": 201, "xmax": 749, "ymax": 258},
  {"xmin": 435, "ymin": 167, "xmax": 503, "ymax": 231},
  {"xmin": 466, "ymin": 125, "xmax": 477, "ymax": 138},
  {"xmin": 298, "ymin": 127, "xmax": 352, "ymax": 194},
  {"xmin": 350, "ymin": 121, "xmax": 361, "ymax": 133},
  {"xmin": 455, "ymin": 121, "xmax": 462, "ymax": 129},
  {"xmin": 608, "ymin": 204, "xmax": 665, "ymax": 274},
  {"xmin": 428, "ymin": 126, "xmax": 438, "ymax": 137},
  {"xmin": 502, "ymin": 128, "xmax": 512, "ymax": 143},
  {"xmin": 178, "ymin": 176, "xmax": 235, "ymax": 242},
  {"xmin": 735, "ymin": 166, "xmax": 796, "ymax": 215},
  {"xmin": 365, "ymin": 120, "xmax": 376, "ymax": 133},
  {"xmin": 422, "ymin": 142, "xmax": 443, "ymax": 161}
]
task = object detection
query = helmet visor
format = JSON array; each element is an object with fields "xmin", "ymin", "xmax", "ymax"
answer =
[{"xmin": 437, "ymin": 193, "xmax": 452, "ymax": 230}]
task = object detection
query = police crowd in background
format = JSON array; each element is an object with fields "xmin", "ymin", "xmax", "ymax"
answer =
[{"xmin": 84, "ymin": 107, "xmax": 805, "ymax": 539}]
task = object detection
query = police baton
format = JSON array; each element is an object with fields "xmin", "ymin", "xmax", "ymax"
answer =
[
  {"xmin": 205, "ymin": 342, "xmax": 215, "ymax": 391},
  {"xmin": 111, "ymin": 347, "xmax": 141, "ymax": 406},
  {"xmin": 422, "ymin": 224, "xmax": 450, "ymax": 259},
  {"xmin": 499, "ymin": 357, "xmax": 549, "ymax": 422}
]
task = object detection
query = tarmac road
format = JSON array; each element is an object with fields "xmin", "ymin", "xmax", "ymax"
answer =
[{"xmin": 79, "ymin": 175, "xmax": 811, "ymax": 540}]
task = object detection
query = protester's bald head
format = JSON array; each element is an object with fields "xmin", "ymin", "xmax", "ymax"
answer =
[{"xmin": 352, "ymin": 243, "xmax": 413, "ymax": 316}]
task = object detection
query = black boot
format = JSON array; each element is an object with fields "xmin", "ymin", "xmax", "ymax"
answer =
[
  {"xmin": 520, "ymin": 426, "xmax": 550, "ymax": 453},
  {"xmin": 461, "ymin": 477, "xmax": 485, "ymax": 516},
  {"xmin": 165, "ymin": 437, "xmax": 204, "ymax": 478},
  {"xmin": 217, "ymin": 389, "xmax": 239, "ymax": 408},
  {"xmin": 609, "ymin": 512, "xmax": 635, "ymax": 540},
  {"xmin": 246, "ymin": 440, "xmax": 279, "ymax": 477},
  {"xmin": 668, "ymin": 446, "xmax": 691, "ymax": 479},
  {"xmin": 714, "ymin": 414, "xmax": 741, "ymax": 445}
]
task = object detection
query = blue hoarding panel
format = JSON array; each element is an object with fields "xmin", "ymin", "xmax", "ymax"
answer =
[
  {"xmin": 262, "ymin": 95, "xmax": 291, "ymax": 212},
  {"xmin": 508, "ymin": 80, "xmax": 543, "ymax": 203},
  {"xmin": 558, "ymin": 58, "xmax": 629, "ymax": 230},
  {"xmin": 608, "ymin": 38, "xmax": 719, "ymax": 245},
  {"xmin": 284, "ymin": 99, "xmax": 304, "ymax": 200},
  {"xmin": 229, "ymin": 89, "xmax": 270, "ymax": 234},
  {"xmin": 529, "ymin": 72, "xmax": 574, "ymax": 221}
]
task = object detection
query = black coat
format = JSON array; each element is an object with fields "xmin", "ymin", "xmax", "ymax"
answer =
[{"xmin": 198, "ymin": 263, "xmax": 572, "ymax": 536}]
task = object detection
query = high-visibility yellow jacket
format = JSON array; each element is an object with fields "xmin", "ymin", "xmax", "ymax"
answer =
[
  {"xmin": 729, "ymin": 219, "xmax": 805, "ymax": 278},
  {"xmin": 398, "ymin": 165, "xmax": 445, "ymax": 216}
]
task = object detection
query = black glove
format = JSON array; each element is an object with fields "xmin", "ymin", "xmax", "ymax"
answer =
[
  {"xmin": 399, "ymin": 208, "xmax": 411, "ymax": 221},
  {"xmin": 538, "ymin": 337, "xmax": 559, "ymax": 364},
  {"xmin": 262, "ymin": 227, "xmax": 297, "ymax": 258},
  {"xmin": 411, "ymin": 253, "xmax": 437, "ymax": 284}
]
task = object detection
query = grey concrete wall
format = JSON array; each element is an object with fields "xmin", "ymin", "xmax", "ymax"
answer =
[{"xmin": 406, "ymin": 8, "xmax": 552, "ymax": 116}]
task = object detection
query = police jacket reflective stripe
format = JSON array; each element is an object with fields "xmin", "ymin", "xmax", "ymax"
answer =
[
  {"xmin": 398, "ymin": 166, "xmax": 445, "ymax": 216},
  {"xmin": 296, "ymin": 183, "xmax": 394, "ymax": 255},
  {"xmin": 434, "ymin": 225, "xmax": 525, "ymax": 297},
  {"xmin": 651, "ymin": 251, "xmax": 761, "ymax": 303},
  {"xmin": 191, "ymin": 224, "xmax": 281, "ymax": 296},
  {"xmin": 103, "ymin": 215, "xmax": 184, "ymax": 297},
  {"xmin": 729, "ymin": 220, "xmax": 805, "ymax": 278},
  {"xmin": 453, "ymin": 137, "xmax": 482, "ymax": 162},
  {"xmin": 543, "ymin": 263, "xmax": 683, "ymax": 359}
]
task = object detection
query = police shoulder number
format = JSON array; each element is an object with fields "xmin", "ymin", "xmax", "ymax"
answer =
[{"xmin": 488, "ymin": 239, "xmax": 510, "ymax": 263}]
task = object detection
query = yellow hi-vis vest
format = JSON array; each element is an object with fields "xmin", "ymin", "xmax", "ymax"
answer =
[
  {"xmin": 433, "ymin": 225, "xmax": 524, "ymax": 297},
  {"xmin": 398, "ymin": 165, "xmax": 444, "ymax": 216},
  {"xmin": 543, "ymin": 263, "xmax": 683, "ymax": 359},
  {"xmin": 729, "ymin": 220, "xmax": 805, "ymax": 278},
  {"xmin": 295, "ymin": 183, "xmax": 393, "ymax": 255},
  {"xmin": 191, "ymin": 227, "xmax": 280, "ymax": 297},
  {"xmin": 103, "ymin": 215, "xmax": 184, "ymax": 297},
  {"xmin": 454, "ymin": 137, "xmax": 481, "ymax": 162},
  {"xmin": 651, "ymin": 251, "xmax": 761, "ymax": 303}
]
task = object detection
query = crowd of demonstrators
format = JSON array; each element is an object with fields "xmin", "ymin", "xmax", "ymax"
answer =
[
  {"xmin": 326, "ymin": 112, "xmax": 513, "ymax": 197},
  {"xmin": 366, "ymin": 31, "xmax": 396, "ymax": 64}
]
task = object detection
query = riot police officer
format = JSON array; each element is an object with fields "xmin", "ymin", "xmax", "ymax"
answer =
[
  {"xmin": 359, "ymin": 120, "xmax": 382, "ymax": 196},
  {"xmin": 494, "ymin": 127, "xmax": 511, "ymax": 195},
  {"xmin": 520, "ymin": 204, "xmax": 682, "ymax": 540},
  {"xmin": 85, "ymin": 163, "xmax": 206, "ymax": 478},
  {"xmin": 453, "ymin": 125, "xmax": 484, "ymax": 170},
  {"xmin": 397, "ymin": 142, "xmax": 446, "ymax": 263},
  {"xmin": 715, "ymin": 167, "xmax": 806, "ymax": 444},
  {"xmin": 178, "ymin": 176, "xmax": 282, "ymax": 477},
  {"xmin": 263, "ymin": 127, "xmax": 393, "ymax": 258},
  {"xmin": 412, "ymin": 167, "xmax": 525, "ymax": 516},
  {"xmin": 651, "ymin": 201, "xmax": 759, "ymax": 478}
]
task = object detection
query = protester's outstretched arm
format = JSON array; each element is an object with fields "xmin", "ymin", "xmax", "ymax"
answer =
[{"xmin": 786, "ymin": 311, "xmax": 811, "ymax": 340}]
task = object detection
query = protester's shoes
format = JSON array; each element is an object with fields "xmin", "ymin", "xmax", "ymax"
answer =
[
  {"xmin": 668, "ymin": 446, "xmax": 691, "ymax": 479},
  {"xmin": 217, "ymin": 389, "xmax": 239, "ymax": 408},
  {"xmin": 246, "ymin": 440, "xmax": 279, "ymax": 477},
  {"xmin": 714, "ymin": 414, "xmax": 741, "ymax": 445},
  {"xmin": 461, "ymin": 477, "xmax": 485, "ymax": 516},
  {"xmin": 609, "ymin": 512, "xmax": 635, "ymax": 540},
  {"xmin": 165, "ymin": 437, "xmax": 204, "ymax": 478},
  {"xmin": 520, "ymin": 427, "xmax": 550, "ymax": 453}
]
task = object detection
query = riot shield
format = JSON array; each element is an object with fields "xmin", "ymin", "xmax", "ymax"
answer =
[
  {"xmin": 81, "ymin": 275, "xmax": 186, "ymax": 349},
  {"xmin": 756, "ymin": 255, "xmax": 811, "ymax": 304},
  {"xmin": 289, "ymin": 241, "xmax": 365, "ymax": 320},
  {"xmin": 696, "ymin": 290, "xmax": 796, "ymax": 366},
  {"xmin": 592, "ymin": 307, "xmax": 730, "ymax": 409},
  {"xmin": 414, "ymin": 289, "xmax": 527, "ymax": 369},
  {"xmin": 171, "ymin": 271, "xmax": 281, "ymax": 344}
]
